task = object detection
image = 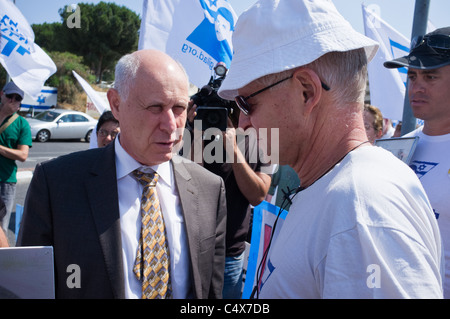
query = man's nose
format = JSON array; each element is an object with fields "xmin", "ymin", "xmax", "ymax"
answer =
[{"xmin": 160, "ymin": 109, "xmax": 178, "ymax": 135}]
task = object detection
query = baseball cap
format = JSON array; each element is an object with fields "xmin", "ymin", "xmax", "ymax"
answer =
[
  {"xmin": 384, "ymin": 27, "xmax": 450, "ymax": 70},
  {"xmin": 218, "ymin": 0, "xmax": 379, "ymax": 100},
  {"xmin": 2, "ymin": 81, "xmax": 24, "ymax": 99}
]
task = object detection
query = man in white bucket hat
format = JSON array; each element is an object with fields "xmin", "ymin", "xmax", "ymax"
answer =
[{"xmin": 219, "ymin": 0, "xmax": 444, "ymax": 298}]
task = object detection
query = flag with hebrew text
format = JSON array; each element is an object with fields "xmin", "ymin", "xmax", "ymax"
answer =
[
  {"xmin": 0, "ymin": 0, "xmax": 56, "ymax": 99},
  {"xmin": 138, "ymin": 0, "xmax": 237, "ymax": 88}
]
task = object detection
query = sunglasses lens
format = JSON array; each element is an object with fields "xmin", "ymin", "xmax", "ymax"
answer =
[
  {"xmin": 6, "ymin": 94, "xmax": 22, "ymax": 102},
  {"xmin": 235, "ymin": 96, "xmax": 249, "ymax": 116}
]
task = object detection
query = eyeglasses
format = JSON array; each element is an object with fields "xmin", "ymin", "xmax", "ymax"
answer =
[
  {"xmin": 98, "ymin": 128, "xmax": 119, "ymax": 138},
  {"xmin": 5, "ymin": 93, "xmax": 23, "ymax": 102},
  {"xmin": 235, "ymin": 75, "xmax": 330, "ymax": 116},
  {"xmin": 411, "ymin": 34, "xmax": 450, "ymax": 51}
]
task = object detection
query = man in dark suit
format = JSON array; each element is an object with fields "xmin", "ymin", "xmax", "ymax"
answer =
[{"xmin": 17, "ymin": 49, "xmax": 227, "ymax": 299}]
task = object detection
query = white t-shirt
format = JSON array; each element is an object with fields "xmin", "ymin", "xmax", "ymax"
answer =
[
  {"xmin": 259, "ymin": 146, "xmax": 443, "ymax": 299},
  {"xmin": 405, "ymin": 127, "xmax": 450, "ymax": 298}
]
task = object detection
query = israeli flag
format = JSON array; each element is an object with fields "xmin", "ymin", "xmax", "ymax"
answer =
[
  {"xmin": 362, "ymin": 4, "xmax": 410, "ymax": 121},
  {"xmin": 138, "ymin": 0, "xmax": 237, "ymax": 88},
  {"xmin": 0, "ymin": 0, "xmax": 56, "ymax": 99}
]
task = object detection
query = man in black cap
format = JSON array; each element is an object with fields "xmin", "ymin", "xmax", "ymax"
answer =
[
  {"xmin": 0, "ymin": 81, "xmax": 32, "ymax": 239},
  {"xmin": 385, "ymin": 27, "xmax": 450, "ymax": 298}
]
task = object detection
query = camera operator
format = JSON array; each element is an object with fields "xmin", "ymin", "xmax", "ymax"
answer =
[{"xmin": 186, "ymin": 65, "xmax": 271, "ymax": 299}]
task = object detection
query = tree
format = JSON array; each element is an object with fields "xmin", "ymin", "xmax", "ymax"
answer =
[
  {"xmin": 59, "ymin": 2, "xmax": 140, "ymax": 83},
  {"xmin": 32, "ymin": 23, "xmax": 66, "ymax": 53},
  {"xmin": 46, "ymin": 51, "xmax": 95, "ymax": 106}
]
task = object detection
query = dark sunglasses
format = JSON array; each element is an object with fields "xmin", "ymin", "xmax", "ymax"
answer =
[
  {"xmin": 411, "ymin": 34, "xmax": 450, "ymax": 51},
  {"xmin": 5, "ymin": 93, "xmax": 23, "ymax": 102},
  {"xmin": 235, "ymin": 75, "xmax": 330, "ymax": 116}
]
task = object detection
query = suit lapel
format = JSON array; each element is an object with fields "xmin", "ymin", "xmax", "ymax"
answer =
[
  {"xmin": 85, "ymin": 143, "xmax": 125, "ymax": 299},
  {"xmin": 172, "ymin": 157, "xmax": 203, "ymax": 298}
]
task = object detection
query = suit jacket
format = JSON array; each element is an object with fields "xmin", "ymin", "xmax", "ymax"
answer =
[{"xmin": 17, "ymin": 142, "xmax": 227, "ymax": 299}]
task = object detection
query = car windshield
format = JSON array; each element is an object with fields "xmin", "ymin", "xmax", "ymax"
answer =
[{"xmin": 33, "ymin": 111, "xmax": 60, "ymax": 122}]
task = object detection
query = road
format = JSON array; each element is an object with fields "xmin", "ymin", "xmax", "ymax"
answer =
[{"xmin": 7, "ymin": 140, "xmax": 90, "ymax": 245}]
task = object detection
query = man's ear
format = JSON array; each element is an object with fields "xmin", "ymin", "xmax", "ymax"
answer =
[
  {"xmin": 107, "ymin": 88, "xmax": 121, "ymax": 119},
  {"xmin": 292, "ymin": 68, "xmax": 324, "ymax": 115}
]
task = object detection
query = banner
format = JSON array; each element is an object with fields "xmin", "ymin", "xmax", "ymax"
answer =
[
  {"xmin": 138, "ymin": 0, "xmax": 237, "ymax": 88},
  {"xmin": 242, "ymin": 201, "xmax": 288, "ymax": 299},
  {"xmin": 0, "ymin": 0, "xmax": 56, "ymax": 99},
  {"xmin": 362, "ymin": 4, "xmax": 410, "ymax": 121}
]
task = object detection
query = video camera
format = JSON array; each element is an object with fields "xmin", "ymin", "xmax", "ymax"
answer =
[{"xmin": 191, "ymin": 62, "xmax": 235, "ymax": 131}]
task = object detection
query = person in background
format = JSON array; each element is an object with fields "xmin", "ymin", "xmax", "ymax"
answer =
[
  {"xmin": 393, "ymin": 121, "xmax": 403, "ymax": 137},
  {"xmin": 96, "ymin": 110, "xmax": 119, "ymax": 148},
  {"xmin": 218, "ymin": 0, "xmax": 443, "ymax": 298},
  {"xmin": 17, "ymin": 49, "xmax": 227, "ymax": 299},
  {"xmin": 384, "ymin": 26, "xmax": 450, "ymax": 298},
  {"xmin": 363, "ymin": 104, "xmax": 383, "ymax": 144},
  {"xmin": 0, "ymin": 81, "xmax": 32, "ymax": 237},
  {"xmin": 381, "ymin": 118, "xmax": 395, "ymax": 139},
  {"xmin": 187, "ymin": 100, "xmax": 271, "ymax": 299}
]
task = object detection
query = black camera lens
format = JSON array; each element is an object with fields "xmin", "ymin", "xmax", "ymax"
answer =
[{"xmin": 207, "ymin": 112, "xmax": 221, "ymax": 125}]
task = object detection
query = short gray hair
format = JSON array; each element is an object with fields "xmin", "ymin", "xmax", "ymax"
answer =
[
  {"xmin": 114, "ymin": 53, "xmax": 140, "ymax": 100},
  {"xmin": 306, "ymin": 48, "xmax": 368, "ymax": 107},
  {"xmin": 258, "ymin": 48, "xmax": 368, "ymax": 108}
]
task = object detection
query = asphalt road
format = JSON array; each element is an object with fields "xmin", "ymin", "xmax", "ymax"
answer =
[{"xmin": 6, "ymin": 139, "xmax": 90, "ymax": 246}]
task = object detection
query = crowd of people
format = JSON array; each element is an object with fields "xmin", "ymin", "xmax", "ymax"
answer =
[{"xmin": 0, "ymin": 0, "xmax": 449, "ymax": 299}]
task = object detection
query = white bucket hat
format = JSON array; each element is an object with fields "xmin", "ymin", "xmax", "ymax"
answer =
[{"xmin": 218, "ymin": 0, "xmax": 379, "ymax": 100}]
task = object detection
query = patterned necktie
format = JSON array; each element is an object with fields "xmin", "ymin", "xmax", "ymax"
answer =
[{"xmin": 132, "ymin": 169, "xmax": 171, "ymax": 299}]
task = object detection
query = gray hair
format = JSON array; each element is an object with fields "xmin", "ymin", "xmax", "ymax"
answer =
[
  {"xmin": 114, "ymin": 53, "xmax": 140, "ymax": 100},
  {"xmin": 306, "ymin": 48, "xmax": 368, "ymax": 107},
  {"xmin": 258, "ymin": 48, "xmax": 368, "ymax": 108},
  {"xmin": 114, "ymin": 52, "xmax": 189, "ymax": 100}
]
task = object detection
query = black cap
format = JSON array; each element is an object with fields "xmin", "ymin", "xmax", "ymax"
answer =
[{"xmin": 384, "ymin": 27, "xmax": 450, "ymax": 70}]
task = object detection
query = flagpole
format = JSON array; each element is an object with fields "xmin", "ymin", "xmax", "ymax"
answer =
[{"xmin": 401, "ymin": 0, "xmax": 430, "ymax": 135}]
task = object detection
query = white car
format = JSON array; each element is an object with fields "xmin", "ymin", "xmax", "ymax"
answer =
[{"xmin": 27, "ymin": 109, "xmax": 98, "ymax": 143}]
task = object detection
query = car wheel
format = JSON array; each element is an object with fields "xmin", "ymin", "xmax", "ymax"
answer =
[
  {"xmin": 36, "ymin": 129, "xmax": 50, "ymax": 142},
  {"xmin": 85, "ymin": 129, "xmax": 92, "ymax": 143}
]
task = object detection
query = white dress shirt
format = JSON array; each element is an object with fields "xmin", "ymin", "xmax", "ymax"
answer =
[{"xmin": 114, "ymin": 137, "xmax": 192, "ymax": 299}]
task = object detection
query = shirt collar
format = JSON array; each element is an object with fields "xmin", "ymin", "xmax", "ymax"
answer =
[{"xmin": 114, "ymin": 135, "xmax": 173, "ymax": 187}]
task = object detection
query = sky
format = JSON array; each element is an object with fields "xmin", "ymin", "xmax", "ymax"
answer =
[{"xmin": 12, "ymin": 0, "xmax": 450, "ymax": 40}]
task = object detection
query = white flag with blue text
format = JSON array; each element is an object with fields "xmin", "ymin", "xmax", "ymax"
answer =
[
  {"xmin": 362, "ymin": 4, "xmax": 410, "ymax": 121},
  {"xmin": 0, "ymin": 0, "xmax": 56, "ymax": 99},
  {"xmin": 138, "ymin": 0, "xmax": 237, "ymax": 88}
]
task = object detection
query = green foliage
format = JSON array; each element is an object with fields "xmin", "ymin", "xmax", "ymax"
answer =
[
  {"xmin": 27, "ymin": 2, "xmax": 140, "ymax": 107},
  {"xmin": 45, "ymin": 51, "xmax": 95, "ymax": 105},
  {"xmin": 32, "ymin": 23, "xmax": 66, "ymax": 52},
  {"xmin": 58, "ymin": 2, "xmax": 140, "ymax": 83}
]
